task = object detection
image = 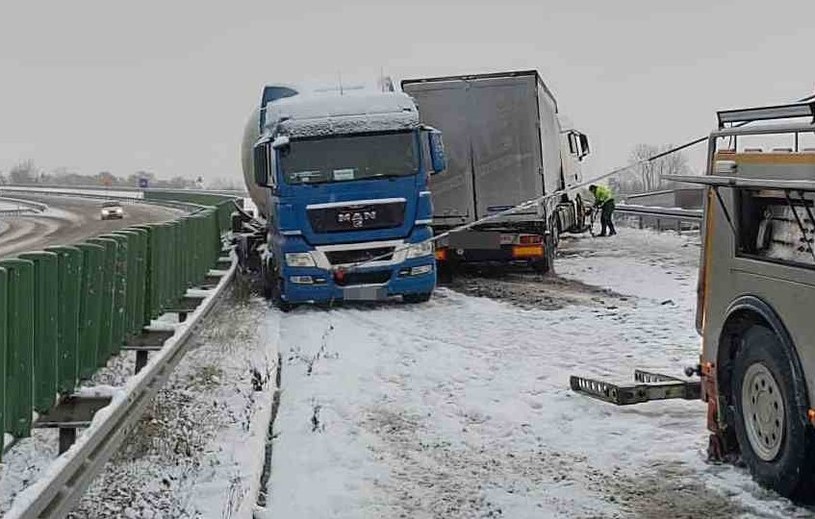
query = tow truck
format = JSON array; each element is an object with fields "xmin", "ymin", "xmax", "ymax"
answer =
[{"xmin": 571, "ymin": 101, "xmax": 815, "ymax": 500}]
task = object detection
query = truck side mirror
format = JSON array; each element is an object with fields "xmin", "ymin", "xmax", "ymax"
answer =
[
  {"xmin": 253, "ymin": 141, "xmax": 273, "ymax": 187},
  {"xmin": 428, "ymin": 130, "xmax": 446, "ymax": 174},
  {"xmin": 578, "ymin": 133, "xmax": 591, "ymax": 159}
]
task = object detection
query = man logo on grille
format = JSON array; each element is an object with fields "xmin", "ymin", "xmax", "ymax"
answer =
[{"xmin": 352, "ymin": 213, "xmax": 364, "ymax": 228}]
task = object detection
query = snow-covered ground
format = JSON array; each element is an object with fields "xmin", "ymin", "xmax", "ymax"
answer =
[
  {"xmin": 0, "ymin": 286, "xmax": 278, "ymax": 518},
  {"xmin": 259, "ymin": 228, "xmax": 814, "ymax": 518},
  {"xmin": 4, "ymin": 228, "xmax": 815, "ymax": 517},
  {"xmin": 65, "ymin": 290, "xmax": 278, "ymax": 518}
]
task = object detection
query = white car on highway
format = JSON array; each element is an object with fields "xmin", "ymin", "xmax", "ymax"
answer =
[{"xmin": 100, "ymin": 201, "xmax": 124, "ymax": 220}]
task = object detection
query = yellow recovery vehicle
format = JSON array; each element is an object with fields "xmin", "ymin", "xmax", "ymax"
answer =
[{"xmin": 572, "ymin": 101, "xmax": 815, "ymax": 499}]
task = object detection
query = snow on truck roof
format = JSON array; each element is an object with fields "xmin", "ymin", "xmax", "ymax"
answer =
[{"xmin": 263, "ymin": 91, "xmax": 419, "ymax": 138}]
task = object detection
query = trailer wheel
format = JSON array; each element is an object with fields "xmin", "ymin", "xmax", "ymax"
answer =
[
  {"xmin": 531, "ymin": 233, "xmax": 556, "ymax": 275},
  {"xmin": 732, "ymin": 325, "xmax": 815, "ymax": 499}
]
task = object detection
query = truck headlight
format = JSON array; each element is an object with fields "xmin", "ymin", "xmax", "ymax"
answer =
[
  {"xmin": 285, "ymin": 252, "xmax": 316, "ymax": 267},
  {"xmin": 406, "ymin": 240, "xmax": 433, "ymax": 259}
]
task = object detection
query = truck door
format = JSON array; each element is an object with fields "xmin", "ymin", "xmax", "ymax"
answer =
[{"xmin": 467, "ymin": 75, "xmax": 544, "ymax": 221}]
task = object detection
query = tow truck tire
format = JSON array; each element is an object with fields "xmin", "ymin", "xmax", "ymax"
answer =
[
  {"xmin": 731, "ymin": 325, "xmax": 815, "ymax": 500},
  {"xmin": 403, "ymin": 292, "xmax": 432, "ymax": 304}
]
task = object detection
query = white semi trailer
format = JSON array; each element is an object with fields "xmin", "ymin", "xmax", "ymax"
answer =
[{"xmin": 402, "ymin": 70, "xmax": 590, "ymax": 273}]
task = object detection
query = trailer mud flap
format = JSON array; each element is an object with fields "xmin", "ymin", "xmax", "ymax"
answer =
[{"xmin": 569, "ymin": 370, "xmax": 701, "ymax": 405}]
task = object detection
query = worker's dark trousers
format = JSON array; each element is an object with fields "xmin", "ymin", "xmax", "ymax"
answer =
[{"xmin": 600, "ymin": 200, "xmax": 616, "ymax": 236}]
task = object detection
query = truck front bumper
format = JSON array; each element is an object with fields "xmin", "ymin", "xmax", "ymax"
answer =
[{"xmin": 280, "ymin": 256, "xmax": 436, "ymax": 304}]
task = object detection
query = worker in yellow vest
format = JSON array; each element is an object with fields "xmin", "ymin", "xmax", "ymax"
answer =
[{"xmin": 589, "ymin": 184, "xmax": 616, "ymax": 237}]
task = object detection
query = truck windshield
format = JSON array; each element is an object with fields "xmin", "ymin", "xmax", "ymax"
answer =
[{"xmin": 280, "ymin": 132, "xmax": 417, "ymax": 185}]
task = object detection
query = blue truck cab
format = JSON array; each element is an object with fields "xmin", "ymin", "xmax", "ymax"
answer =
[{"xmin": 243, "ymin": 86, "xmax": 446, "ymax": 307}]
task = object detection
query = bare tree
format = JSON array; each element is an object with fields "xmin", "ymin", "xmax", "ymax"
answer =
[
  {"xmin": 8, "ymin": 159, "xmax": 38, "ymax": 184},
  {"xmin": 610, "ymin": 144, "xmax": 691, "ymax": 195}
]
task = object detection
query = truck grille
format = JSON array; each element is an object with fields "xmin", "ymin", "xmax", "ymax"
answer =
[
  {"xmin": 335, "ymin": 270, "xmax": 392, "ymax": 286},
  {"xmin": 308, "ymin": 201, "xmax": 406, "ymax": 233},
  {"xmin": 325, "ymin": 247, "xmax": 395, "ymax": 265}
]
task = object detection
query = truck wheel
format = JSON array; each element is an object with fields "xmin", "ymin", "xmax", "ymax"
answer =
[
  {"xmin": 437, "ymin": 262, "xmax": 453, "ymax": 284},
  {"xmin": 262, "ymin": 259, "xmax": 292, "ymax": 311},
  {"xmin": 270, "ymin": 277, "xmax": 292, "ymax": 312},
  {"xmin": 531, "ymin": 234, "xmax": 556, "ymax": 275},
  {"xmin": 530, "ymin": 258, "xmax": 549, "ymax": 274},
  {"xmin": 731, "ymin": 325, "xmax": 815, "ymax": 499},
  {"xmin": 260, "ymin": 256, "xmax": 274, "ymax": 299},
  {"xmin": 403, "ymin": 292, "xmax": 432, "ymax": 304}
]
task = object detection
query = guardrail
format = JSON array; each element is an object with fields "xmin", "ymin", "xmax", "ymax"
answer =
[
  {"xmin": 615, "ymin": 204, "xmax": 702, "ymax": 232},
  {"xmin": 0, "ymin": 183, "xmax": 247, "ymax": 197},
  {"xmin": 0, "ymin": 187, "xmax": 241, "ymax": 232},
  {"xmin": 0, "ymin": 190, "xmax": 241, "ymax": 518},
  {"xmin": 0, "ymin": 196, "xmax": 48, "ymax": 216}
]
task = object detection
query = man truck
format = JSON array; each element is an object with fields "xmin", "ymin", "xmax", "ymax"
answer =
[
  {"xmin": 239, "ymin": 84, "xmax": 447, "ymax": 308},
  {"xmin": 571, "ymin": 101, "xmax": 815, "ymax": 500},
  {"xmin": 401, "ymin": 70, "xmax": 591, "ymax": 274}
]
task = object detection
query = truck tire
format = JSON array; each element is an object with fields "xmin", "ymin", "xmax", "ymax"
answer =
[
  {"xmin": 574, "ymin": 194, "xmax": 587, "ymax": 232},
  {"xmin": 270, "ymin": 277, "xmax": 292, "ymax": 312},
  {"xmin": 262, "ymin": 257, "xmax": 292, "ymax": 311},
  {"xmin": 731, "ymin": 325, "xmax": 815, "ymax": 499},
  {"xmin": 260, "ymin": 256, "xmax": 274, "ymax": 299},
  {"xmin": 531, "ymin": 233, "xmax": 556, "ymax": 275},
  {"xmin": 437, "ymin": 262, "xmax": 453, "ymax": 284},
  {"xmin": 403, "ymin": 292, "xmax": 432, "ymax": 304}
]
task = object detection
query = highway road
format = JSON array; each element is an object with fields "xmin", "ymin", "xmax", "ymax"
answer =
[{"xmin": 0, "ymin": 194, "xmax": 183, "ymax": 258}]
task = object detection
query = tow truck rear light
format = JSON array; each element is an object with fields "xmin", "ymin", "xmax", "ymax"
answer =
[
  {"xmin": 512, "ymin": 245, "xmax": 543, "ymax": 258},
  {"xmin": 519, "ymin": 234, "xmax": 543, "ymax": 245},
  {"xmin": 435, "ymin": 247, "xmax": 448, "ymax": 261}
]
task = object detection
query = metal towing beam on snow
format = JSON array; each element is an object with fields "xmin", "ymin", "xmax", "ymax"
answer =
[{"xmin": 569, "ymin": 369, "xmax": 701, "ymax": 405}]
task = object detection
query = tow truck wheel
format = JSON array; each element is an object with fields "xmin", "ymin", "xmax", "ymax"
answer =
[{"xmin": 732, "ymin": 325, "xmax": 815, "ymax": 500}]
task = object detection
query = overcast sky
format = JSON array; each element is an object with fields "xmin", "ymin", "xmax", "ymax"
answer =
[{"xmin": 1, "ymin": 0, "xmax": 813, "ymax": 184}]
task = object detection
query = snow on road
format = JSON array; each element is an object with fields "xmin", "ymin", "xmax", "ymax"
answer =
[{"xmin": 260, "ymin": 228, "xmax": 814, "ymax": 518}]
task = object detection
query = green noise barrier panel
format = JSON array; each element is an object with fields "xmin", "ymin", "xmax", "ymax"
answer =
[{"xmin": 0, "ymin": 195, "xmax": 236, "ymax": 448}]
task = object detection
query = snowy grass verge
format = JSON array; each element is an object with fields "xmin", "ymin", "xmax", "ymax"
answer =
[{"xmin": 4, "ymin": 254, "xmax": 236, "ymax": 518}]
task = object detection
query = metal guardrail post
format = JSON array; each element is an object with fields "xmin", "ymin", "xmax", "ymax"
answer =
[
  {"xmin": 44, "ymin": 246, "xmax": 83, "ymax": 395},
  {"xmin": 0, "ymin": 258, "xmax": 35, "ymax": 438},
  {"xmin": 18, "ymin": 252, "xmax": 59, "ymax": 413}
]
